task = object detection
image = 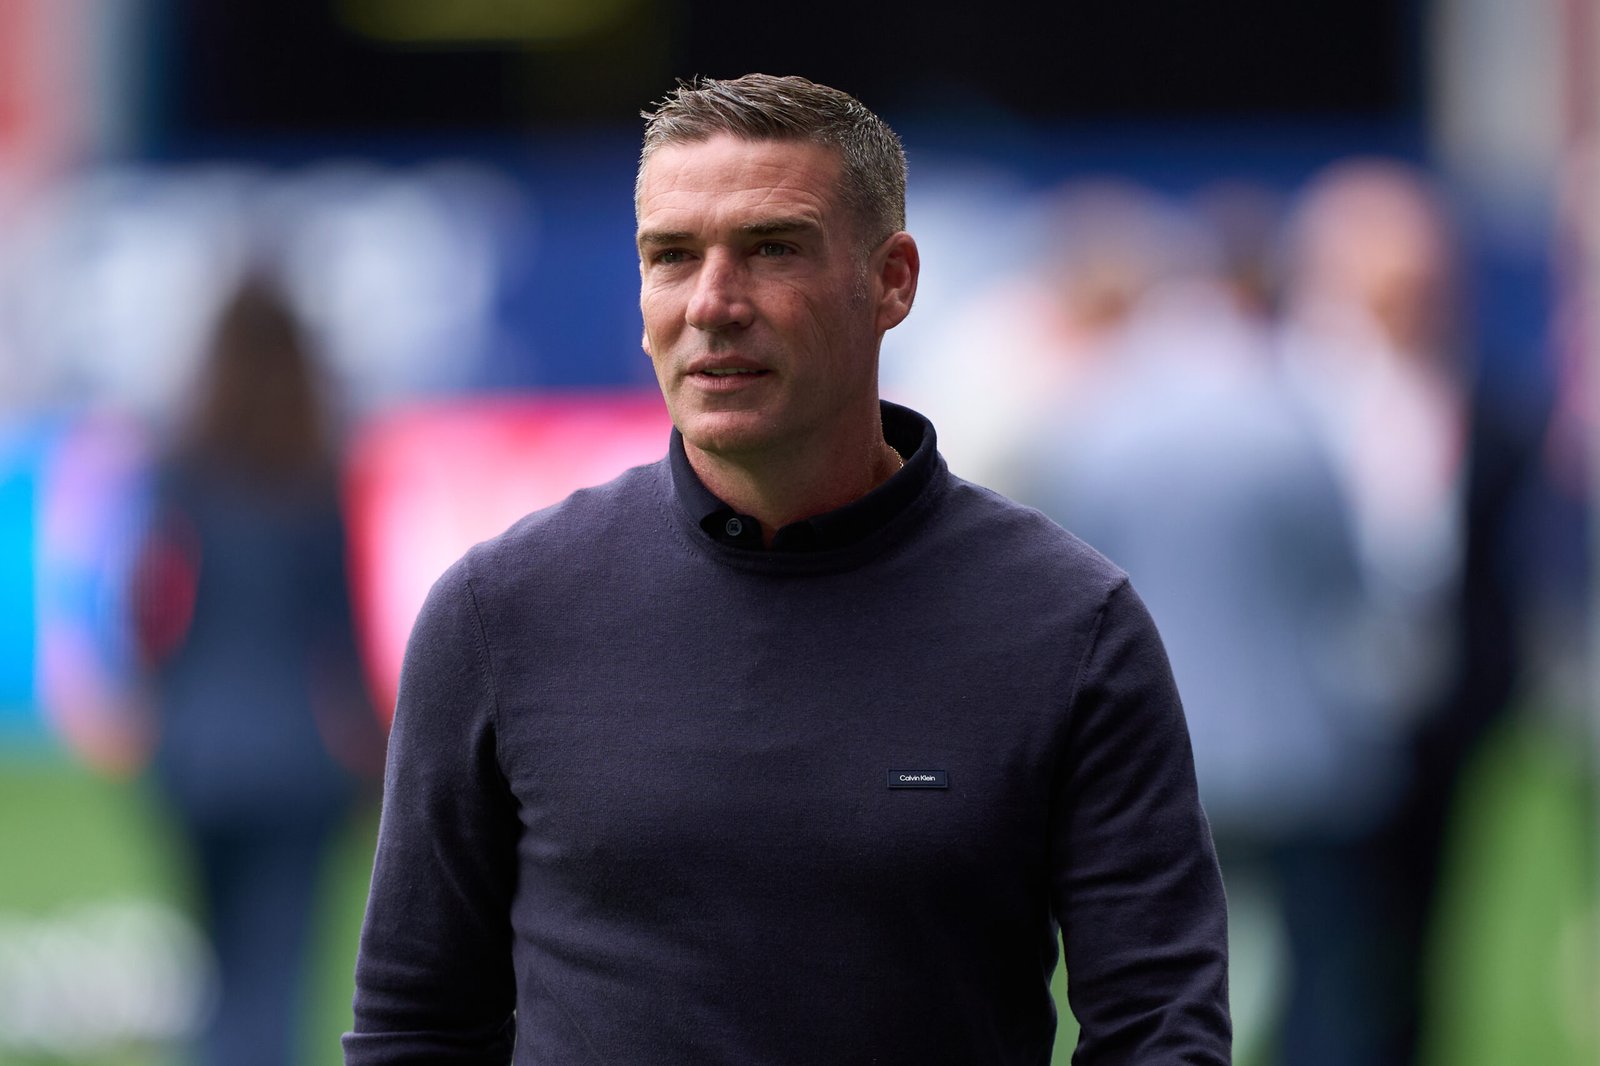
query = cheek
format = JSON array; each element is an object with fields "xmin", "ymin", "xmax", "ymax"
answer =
[
  {"xmin": 639, "ymin": 295, "xmax": 676, "ymax": 350},
  {"xmin": 641, "ymin": 276, "xmax": 687, "ymax": 311}
]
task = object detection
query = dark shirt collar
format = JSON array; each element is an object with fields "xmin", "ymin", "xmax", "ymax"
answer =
[{"xmin": 668, "ymin": 401, "xmax": 938, "ymax": 553}]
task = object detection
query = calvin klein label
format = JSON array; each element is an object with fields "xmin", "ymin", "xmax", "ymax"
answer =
[{"xmin": 887, "ymin": 770, "xmax": 948, "ymax": 789}]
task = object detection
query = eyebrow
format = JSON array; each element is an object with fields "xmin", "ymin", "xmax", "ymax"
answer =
[
  {"xmin": 739, "ymin": 217, "xmax": 821, "ymax": 238},
  {"xmin": 636, "ymin": 217, "xmax": 823, "ymax": 248},
  {"xmin": 637, "ymin": 229, "xmax": 692, "ymax": 248}
]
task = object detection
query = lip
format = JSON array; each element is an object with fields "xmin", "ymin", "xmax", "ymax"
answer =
[
  {"xmin": 682, "ymin": 355, "xmax": 772, "ymax": 392},
  {"xmin": 684, "ymin": 355, "xmax": 769, "ymax": 376}
]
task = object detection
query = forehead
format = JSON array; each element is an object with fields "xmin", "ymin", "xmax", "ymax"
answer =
[{"xmin": 636, "ymin": 135, "xmax": 846, "ymax": 232}]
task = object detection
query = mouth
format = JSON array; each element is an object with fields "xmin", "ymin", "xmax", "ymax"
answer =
[
  {"xmin": 685, "ymin": 355, "xmax": 771, "ymax": 382},
  {"xmin": 686, "ymin": 364, "xmax": 770, "ymax": 393}
]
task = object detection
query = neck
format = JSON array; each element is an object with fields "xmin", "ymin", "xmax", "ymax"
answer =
[{"xmin": 686, "ymin": 430, "xmax": 904, "ymax": 547}]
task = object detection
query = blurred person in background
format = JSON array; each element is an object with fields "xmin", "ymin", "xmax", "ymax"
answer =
[
  {"xmin": 1279, "ymin": 158, "xmax": 1546, "ymax": 1065},
  {"xmin": 1016, "ymin": 191, "xmax": 1400, "ymax": 1066},
  {"xmin": 132, "ymin": 271, "xmax": 382, "ymax": 1066},
  {"xmin": 1278, "ymin": 161, "xmax": 1469, "ymax": 743},
  {"xmin": 890, "ymin": 179, "xmax": 1199, "ymax": 495}
]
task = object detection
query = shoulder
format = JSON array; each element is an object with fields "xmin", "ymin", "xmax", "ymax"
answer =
[
  {"xmin": 405, "ymin": 459, "xmax": 669, "ymax": 669},
  {"xmin": 938, "ymin": 473, "xmax": 1129, "ymax": 592},
  {"xmin": 904, "ymin": 470, "xmax": 1137, "ymax": 638},
  {"xmin": 461, "ymin": 457, "xmax": 664, "ymax": 572},
  {"xmin": 413, "ymin": 458, "xmax": 672, "ymax": 630}
]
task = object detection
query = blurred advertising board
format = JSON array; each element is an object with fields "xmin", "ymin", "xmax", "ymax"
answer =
[{"xmin": 0, "ymin": 415, "xmax": 150, "ymax": 764}]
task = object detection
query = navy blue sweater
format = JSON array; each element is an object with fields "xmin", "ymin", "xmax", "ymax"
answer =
[{"xmin": 346, "ymin": 405, "xmax": 1229, "ymax": 1064}]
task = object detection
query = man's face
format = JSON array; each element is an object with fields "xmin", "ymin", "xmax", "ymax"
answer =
[{"xmin": 636, "ymin": 134, "xmax": 912, "ymax": 463}]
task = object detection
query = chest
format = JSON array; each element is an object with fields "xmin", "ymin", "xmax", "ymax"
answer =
[{"xmin": 493, "ymin": 601, "xmax": 1069, "ymax": 913}]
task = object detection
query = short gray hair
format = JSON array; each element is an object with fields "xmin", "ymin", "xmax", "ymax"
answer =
[{"xmin": 637, "ymin": 74, "xmax": 907, "ymax": 250}]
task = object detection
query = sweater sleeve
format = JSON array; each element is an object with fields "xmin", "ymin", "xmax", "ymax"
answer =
[
  {"xmin": 1052, "ymin": 577, "xmax": 1232, "ymax": 1064},
  {"xmin": 344, "ymin": 561, "xmax": 519, "ymax": 1064}
]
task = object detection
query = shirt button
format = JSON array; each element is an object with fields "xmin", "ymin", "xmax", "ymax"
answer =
[{"xmin": 724, "ymin": 517, "xmax": 744, "ymax": 538}]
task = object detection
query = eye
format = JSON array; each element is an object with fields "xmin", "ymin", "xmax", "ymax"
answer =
[
  {"xmin": 652, "ymin": 249, "xmax": 689, "ymax": 265},
  {"xmin": 755, "ymin": 242, "xmax": 793, "ymax": 258}
]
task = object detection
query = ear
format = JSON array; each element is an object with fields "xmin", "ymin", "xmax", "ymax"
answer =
[{"xmin": 873, "ymin": 232, "xmax": 919, "ymax": 333}]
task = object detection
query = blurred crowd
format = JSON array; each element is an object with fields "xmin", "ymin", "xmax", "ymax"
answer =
[{"xmin": 891, "ymin": 157, "xmax": 1581, "ymax": 1065}]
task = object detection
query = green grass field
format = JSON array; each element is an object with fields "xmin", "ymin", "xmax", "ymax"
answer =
[
  {"xmin": 0, "ymin": 758, "xmax": 376, "ymax": 1066},
  {"xmin": 0, "ymin": 711, "xmax": 1592, "ymax": 1065}
]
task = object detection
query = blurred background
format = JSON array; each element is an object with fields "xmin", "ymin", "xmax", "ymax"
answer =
[{"xmin": 0, "ymin": 0, "xmax": 1594, "ymax": 1063}]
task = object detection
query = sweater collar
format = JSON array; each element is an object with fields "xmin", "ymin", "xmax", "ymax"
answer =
[{"xmin": 667, "ymin": 401, "xmax": 938, "ymax": 554}]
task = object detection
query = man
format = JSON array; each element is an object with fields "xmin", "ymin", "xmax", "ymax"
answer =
[{"xmin": 346, "ymin": 74, "xmax": 1229, "ymax": 1064}]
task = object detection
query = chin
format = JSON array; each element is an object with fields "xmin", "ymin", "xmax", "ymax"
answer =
[{"xmin": 677, "ymin": 412, "xmax": 778, "ymax": 459}]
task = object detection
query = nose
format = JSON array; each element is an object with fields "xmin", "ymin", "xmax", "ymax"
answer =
[{"xmin": 685, "ymin": 253, "xmax": 753, "ymax": 332}]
